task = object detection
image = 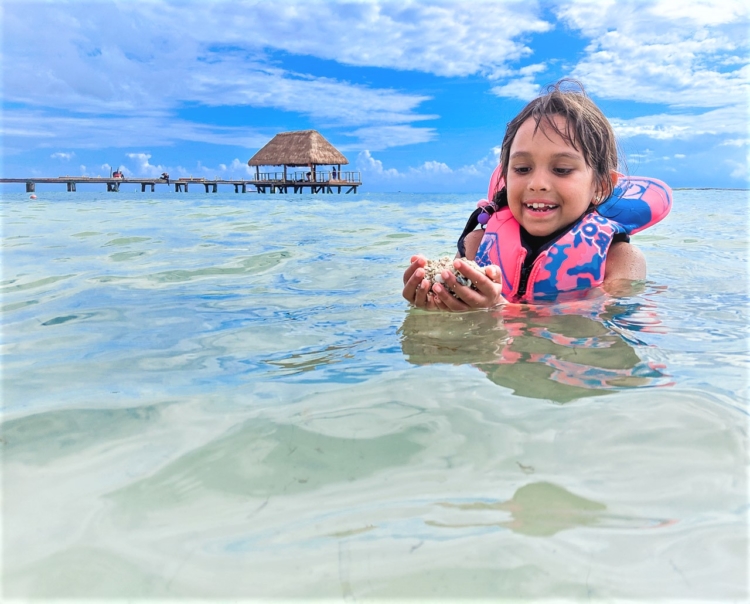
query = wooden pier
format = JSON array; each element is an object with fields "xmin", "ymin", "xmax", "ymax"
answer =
[{"xmin": 0, "ymin": 171, "xmax": 361, "ymax": 194}]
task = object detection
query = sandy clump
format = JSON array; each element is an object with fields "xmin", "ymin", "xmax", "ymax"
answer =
[{"xmin": 423, "ymin": 256, "xmax": 486, "ymax": 288}]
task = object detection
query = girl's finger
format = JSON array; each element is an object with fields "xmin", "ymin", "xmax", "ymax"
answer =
[
  {"xmin": 432, "ymin": 283, "xmax": 469, "ymax": 312},
  {"xmin": 412, "ymin": 277, "xmax": 431, "ymax": 307},
  {"xmin": 403, "ymin": 256, "xmax": 427, "ymax": 285}
]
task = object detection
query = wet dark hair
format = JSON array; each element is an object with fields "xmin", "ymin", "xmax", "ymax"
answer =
[{"xmin": 499, "ymin": 79, "xmax": 622, "ymax": 204}]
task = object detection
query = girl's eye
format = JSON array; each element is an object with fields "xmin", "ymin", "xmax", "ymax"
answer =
[
  {"xmin": 553, "ymin": 167, "xmax": 573, "ymax": 175},
  {"xmin": 512, "ymin": 166, "xmax": 531, "ymax": 174}
]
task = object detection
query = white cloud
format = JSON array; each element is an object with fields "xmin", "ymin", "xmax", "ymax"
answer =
[
  {"xmin": 572, "ymin": 35, "xmax": 749, "ymax": 108},
  {"xmin": 356, "ymin": 150, "xmax": 400, "ymax": 178},
  {"xmin": 1, "ymin": 109, "xmax": 272, "ymax": 150},
  {"xmin": 555, "ymin": 0, "xmax": 750, "ymax": 109},
  {"xmin": 354, "ymin": 146, "xmax": 502, "ymax": 191},
  {"xmin": 0, "ymin": 1, "xmax": 549, "ymax": 133},
  {"xmin": 613, "ymin": 120, "xmax": 691, "ymax": 140},
  {"xmin": 229, "ymin": 158, "xmax": 253, "ymax": 175},
  {"xmin": 0, "ymin": 109, "xmax": 437, "ymax": 159},
  {"xmin": 125, "ymin": 152, "xmax": 164, "ymax": 177},
  {"xmin": 556, "ymin": 0, "xmax": 748, "ymax": 36},
  {"xmin": 728, "ymin": 157, "xmax": 749, "ymax": 180},
  {"xmin": 3, "ymin": 59, "xmax": 433, "ymax": 137},
  {"xmin": 1, "ymin": 2, "xmax": 450, "ymax": 153},
  {"xmin": 194, "ymin": 158, "xmax": 254, "ymax": 177},
  {"xmin": 185, "ymin": 60, "xmax": 435, "ymax": 127},
  {"xmin": 187, "ymin": 1, "xmax": 552, "ymax": 78},
  {"xmin": 157, "ymin": 159, "xmax": 224, "ymax": 179},
  {"xmin": 491, "ymin": 79, "xmax": 540, "ymax": 102},
  {"xmin": 2, "ymin": 0, "xmax": 748, "ymax": 160},
  {"xmin": 491, "ymin": 63, "xmax": 547, "ymax": 100},
  {"xmin": 344, "ymin": 125, "xmax": 437, "ymax": 151},
  {"xmin": 611, "ymin": 106, "xmax": 748, "ymax": 139},
  {"xmin": 356, "ymin": 148, "xmax": 496, "ymax": 181},
  {"xmin": 418, "ymin": 160, "xmax": 452, "ymax": 174}
]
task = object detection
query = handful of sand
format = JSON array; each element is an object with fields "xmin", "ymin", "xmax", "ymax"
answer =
[{"xmin": 423, "ymin": 256, "xmax": 486, "ymax": 288}]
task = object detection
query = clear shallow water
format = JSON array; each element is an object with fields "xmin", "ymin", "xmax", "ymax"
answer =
[{"xmin": 1, "ymin": 188, "xmax": 748, "ymax": 599}]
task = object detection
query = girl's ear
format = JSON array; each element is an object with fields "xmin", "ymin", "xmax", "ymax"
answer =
[
  {"xmin": 609, "ymin": 170, "xmax": 620, "ymax": 188},
  {"xmin": 594, "ymin": 171, "xmax": 620, "ymax": 204}
]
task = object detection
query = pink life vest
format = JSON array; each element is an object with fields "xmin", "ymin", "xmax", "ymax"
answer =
[{"xmin": 473, "ymin": 166, "xmax": 672, "ymax": 301}]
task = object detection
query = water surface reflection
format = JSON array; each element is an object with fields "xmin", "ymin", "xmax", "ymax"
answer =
[{"xmin": 399, "ymin": 296, "xmax": 672, "ymax": 403}]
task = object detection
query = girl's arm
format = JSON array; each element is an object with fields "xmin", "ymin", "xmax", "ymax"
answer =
[
  {"xmin": 604, "ymin": 241, "xmax": 646, "ymax": 285},
  {"xmin": 458, "ymin": 229, "xmax": 484, "ymax": 261}
]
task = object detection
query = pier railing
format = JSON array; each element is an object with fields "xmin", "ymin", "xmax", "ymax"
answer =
[
  {"xmin": 0, "ymin": 174, "xmax": 362, "ymax": 195},
  {"xmin": 257, "ymin": 171, "xmax": 361, "ymax": 183}
]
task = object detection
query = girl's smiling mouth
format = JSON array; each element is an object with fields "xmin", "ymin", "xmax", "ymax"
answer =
[{"xmin": 524, "ymin": 202, "xmax": 559, "ymax": 213}]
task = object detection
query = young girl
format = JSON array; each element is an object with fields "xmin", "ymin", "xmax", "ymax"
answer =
[{"xmin": 402, "ymin": 80, "xmax": 671, "ymax": 310}]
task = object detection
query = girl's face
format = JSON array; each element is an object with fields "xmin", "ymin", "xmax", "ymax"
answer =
[{"xmin": 506, "ymin": 115, "xmax": 606, "ymax": 237}]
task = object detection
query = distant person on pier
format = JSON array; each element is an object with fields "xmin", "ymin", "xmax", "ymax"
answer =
[
  {"xmin": 332, "ymin": 167, "xmax": 338, "ymax": 180},
  {"xmin": 305, "ymin": 172, "xmax": 311, "ymax": 182},
  {"xmin": 161, "ymin": 172, "xmax": 170, "ymax": 184}
]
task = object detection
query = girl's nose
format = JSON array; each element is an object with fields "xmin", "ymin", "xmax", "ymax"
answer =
[{"xmin": 527, "ymin": 170, "xmax": 550, "ymax": 191}]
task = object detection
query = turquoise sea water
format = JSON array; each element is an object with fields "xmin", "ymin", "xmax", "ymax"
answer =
[{"xmin": 2, "ymin": 188, "xmax": 748, "ymax": 599}]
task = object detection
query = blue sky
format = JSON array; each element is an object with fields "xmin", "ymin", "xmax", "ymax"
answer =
[{"xmin": 2, "ymin": 0, "xmax": 748, "ymax": 192}]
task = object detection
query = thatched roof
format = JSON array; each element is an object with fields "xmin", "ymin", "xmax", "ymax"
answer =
[{"xmin": 248, "ymin": 130, "xmax": 349, "ymax": 167}]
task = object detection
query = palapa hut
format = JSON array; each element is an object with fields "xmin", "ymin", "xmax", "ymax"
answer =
[{"xmin": 247, "ymin": 130, "xmax": 349, "ymax": 183}]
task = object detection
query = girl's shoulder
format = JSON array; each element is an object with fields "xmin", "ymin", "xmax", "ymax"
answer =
[{"xmin": 604, "ymin": 240, "xmax": 646, "ymax": 282}]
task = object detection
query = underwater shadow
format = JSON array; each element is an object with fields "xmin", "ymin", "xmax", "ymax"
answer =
[{"xmin": 427, "ymin": 481, "xmax": 676, "ymax": 537}]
